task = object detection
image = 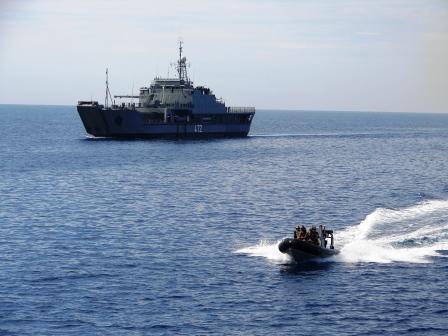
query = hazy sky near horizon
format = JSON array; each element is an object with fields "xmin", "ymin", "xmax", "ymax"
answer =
[{"xmin": 0, "ymin": 0, "xmax": 447, "ymax": 112}]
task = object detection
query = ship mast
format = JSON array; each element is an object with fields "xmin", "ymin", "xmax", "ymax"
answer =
[
  {"xmin": 105, "ymin": 68, "xmax": 113, "ymax": 108},
  {"xmin": 176, "ymin": 40, "xmax": 189, "ymax": 84},
  {"xmin": 105, "ymin": 68, "xmax": 109, "ymax": 108},
  {"xmin": 178, "ymin": 40, "xmax": 182, "ymax": 81}
]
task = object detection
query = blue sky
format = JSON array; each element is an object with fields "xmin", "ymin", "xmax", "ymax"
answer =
[{"xmin": 0, "ymin": 0, "xmax": 447, "ymax": 112}]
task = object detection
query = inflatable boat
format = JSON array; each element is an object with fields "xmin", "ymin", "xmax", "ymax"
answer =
[{"xmin": 278, "ymin": 225, "xmax": 339, "ymax": 262}]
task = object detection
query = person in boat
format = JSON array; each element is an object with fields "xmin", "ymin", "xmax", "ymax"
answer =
[
  {"xmin": 297, "ymin": 225, "xmax": 307, "ymax": 240},
  {"xmin": 294, "ymin": 225, "xmax": 307, "ymax": 240},
  {"xmin": 294, "ymin": 225, "xmax": 299, "ymax": 239},
  {"xmin": 306, "ymin": 226, "xmax": 319, "ymax": 245}
]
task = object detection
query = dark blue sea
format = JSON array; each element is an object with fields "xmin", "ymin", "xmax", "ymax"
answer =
[{"xmin": 1, "ymin": 105, "xmax": 448, "ymax": 335}]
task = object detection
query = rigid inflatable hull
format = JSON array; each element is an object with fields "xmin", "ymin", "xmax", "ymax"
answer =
[{"xmin": 278, "ymin": 238, "xmax": 338, "ymax": 262}]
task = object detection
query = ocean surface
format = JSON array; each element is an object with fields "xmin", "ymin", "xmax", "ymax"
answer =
[{"xmin": 1, "ymin": 105, "xmax": 448, "ymax": 335}]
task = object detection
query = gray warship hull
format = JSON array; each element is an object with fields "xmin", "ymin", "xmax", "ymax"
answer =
[{"xmin": 77, "ymin": 104, "xmax": 254, "ymax": 139}]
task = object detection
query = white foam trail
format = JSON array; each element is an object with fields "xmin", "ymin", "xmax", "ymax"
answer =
[
  {"xmin": 236, "ymin": 200, "xmax": 448, "ymax": 264},
  {"xmin": 336, "ymin": 240, "xmax": 447, "ymax": 264},
  {"xmin": 235, "ymin": 239, "xmax": 292, "ymax": 264},
  {"xmin": 337, "ymin": 200, "xmax": 448, "ymax": 263}
]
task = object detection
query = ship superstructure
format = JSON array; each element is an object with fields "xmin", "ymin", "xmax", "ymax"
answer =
[{"xmin": 77, "ymin": 42, "xmax": 255, "ymax": 138}]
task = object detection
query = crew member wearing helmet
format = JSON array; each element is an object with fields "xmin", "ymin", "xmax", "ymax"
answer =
[
  {"xmin": 306, "ymin": 226, "xmax": 319, "ymax": 245},
  {"xmin": 298, "ymin": 225, "xmax": 307, "ymax": 240},
  {"xmin": 294, "ymin": 225, "xmax": 301, "ymax": 239}
]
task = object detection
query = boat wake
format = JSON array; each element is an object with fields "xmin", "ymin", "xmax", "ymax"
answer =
[
  {"xmin": 235, "ymin": 200, "xmax": 448, "ymax": 264},
  {"xmin": 336, "ymin": 200, "xmax": 448, "ymax": 263}
]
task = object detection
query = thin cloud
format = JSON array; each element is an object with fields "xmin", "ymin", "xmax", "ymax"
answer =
[{"xmin": 0, "ymin": 0, "xmax": 447, "ymax": 112}]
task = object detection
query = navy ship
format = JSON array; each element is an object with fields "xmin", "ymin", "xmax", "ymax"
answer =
[{"xmin": 77, "ymin": 42, "xmax": 255, "ymax": 138}]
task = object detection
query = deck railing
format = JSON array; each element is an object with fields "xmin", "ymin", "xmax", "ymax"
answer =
[{"xmin": 226, "ymin": 106, "xmax": 256, "ymax": 113}]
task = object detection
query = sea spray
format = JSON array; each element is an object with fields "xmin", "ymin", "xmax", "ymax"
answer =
[
  {"xmin": 235, "ymin": 239, "xmax": 292, "ymax": 264},
  {"xmin": 338, "ymin": 200, "xmax": 448, "ymax": 263}
]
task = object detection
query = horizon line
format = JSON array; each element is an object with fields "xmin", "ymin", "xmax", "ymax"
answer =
[{"xmin": 0, "ymin": 103, "xmax": 447, "ymax": 115}]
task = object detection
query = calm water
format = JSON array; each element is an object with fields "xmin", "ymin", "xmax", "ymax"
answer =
[{"xmin": 1, "ymin": 105, "xmax": 448, "ymax": 335}]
